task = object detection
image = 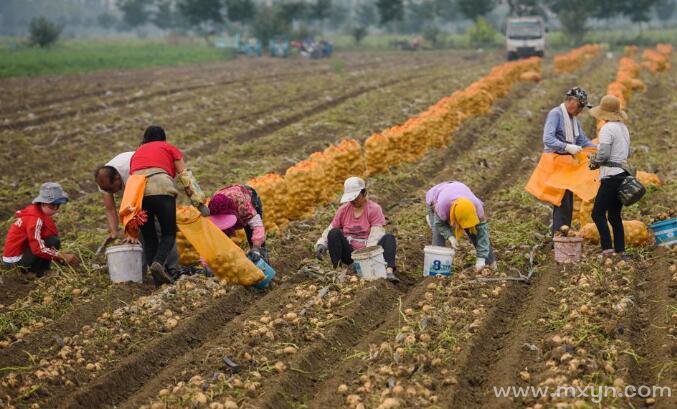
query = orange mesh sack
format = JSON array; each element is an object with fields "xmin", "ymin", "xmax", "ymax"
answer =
[
  {"xmin": 284, "ymin": 159, "xmax": 326, "ymax": 220},
  {"xmin": 364, "ymin": 133, "xmax": 393, "ymax": 175},
  {"xmin": 176, "ymin": 231, "xmax": 200, "ymax": 265},
  {"xmin": 176, "ymin": 206, "xmax": 264, "ymax": 286},
  {"xmin": 246, "ymin": 173, "xmax": 288, "ymax": 232}
]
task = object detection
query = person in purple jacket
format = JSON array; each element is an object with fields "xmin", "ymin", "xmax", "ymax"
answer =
[{"xmin": 425, "ymin": 181, "xmax": 496, "ymax": 272}]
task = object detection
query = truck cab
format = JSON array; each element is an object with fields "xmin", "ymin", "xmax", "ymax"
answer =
[{"xmin": 506, "ymin": 16, "xmax": 545, "ymax": 60}]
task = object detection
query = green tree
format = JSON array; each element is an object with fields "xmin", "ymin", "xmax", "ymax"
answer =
[
  {"xmin": 251, "ymin": 5, "xmax": 290, "ymax": 45},
  {"xmin": 351, "ymin": 25, "xmax": 368, "ymax": 44},
  {"xmin": 456, "ymin": 0, "xmax": 496, "ymax": 20},
  {"xmin": 225, "ymin": 0, "xmax": 255, "ymax": 23},
  {"xmin": 356, "ymin": 1, "xmax": 378, "ymax": 26},
  {"xmin": 506, "ymin": 0, "xmax": 543, "ymax": 16},
  {"xmin": 97, "ymin": 12, "xmax": 118, "ymax": 29},
  {"xmin": 177, "ymin": 0, "xmax": 224, "ymax": 36},
  {"xmin": 654, "ymin": 0, "xmax": 676, "ymax": 26},
  {"xmin": 311, "ymin": 0, "xmax": 332, "ymax": 21},
  {"xmin": 153, "ymin": 0, "xmax": 181, "ymax": 30},
  {"xmin": 116, "ymin": 0, "xmax": 152, "ymax": 28},
  {"xmin": 28, "ymin": 16, "xmax": 63, "ymax": 48},
  {"xmin": 617, "ymin": 0, "xmax": 661, "ymax": 24},
  {"xmin": 377, "ymin": 0, "xmax": 405, "ymax": 25}
]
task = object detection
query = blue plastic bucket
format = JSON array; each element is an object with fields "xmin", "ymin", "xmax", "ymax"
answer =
[
  {"xmin": 649, "ymin": 218, "xmax": 676, "ymax": 247},
  {"xmin": 253, "ymin": 259, "xmax": 276, "ymax": 289}
]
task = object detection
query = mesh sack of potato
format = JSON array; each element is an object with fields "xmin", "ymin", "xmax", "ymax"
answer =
[
  {"xmin": 520, "ymin": 71, "xmax": 542, "ymax": 82},
  {"xmin": 246, "ymin": 173, "xmax": 289, "ymax": 233},
  {"xmin": 307, "ymin": 151, "xmax": 336, "ymax": 205},
  {"xmin": 284, "ymin": 159, "xmax": 327, "ymax": 220},
  {"xmin": 636, "ymin": 171, "xmax": 661, "ymax": 187},
  {"xmin": 624, "ymin": 45, "xmax": 639, "ymax": 56},
  {"xmin": 176, "ymin": 231, "xmax": 200, "ymax": 265},
  {"xmin": 364, "ymin": 132, "xmax": 392, "ymax": 176},
  {"xmin": 577, "ymin": 220, "xmax": 653, "ymax": 246},
  {"xmin": 323, "ymin": 138, "xmax": 365, "ymax": 184},
  {"xmin": 176, "ymin": 206, "xmax": 264, "ymax": 286}
]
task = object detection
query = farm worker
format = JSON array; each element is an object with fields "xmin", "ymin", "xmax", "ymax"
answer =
[
  {"xmin": 588, "ymin": 95, "xmax": 631, "ymax": 256},
  {"xmin": 525, "ymin": 87, "xmax": 599, "ymax": 234},
  {"xmin": 121, "ymin": 126, "xmax": 207, "ymax": 287},
  {"xmin": 314, "ymin": 177, "xmax": 400, "ymax": 283},
  {"xmin": 94, "ymin": 152, "xmax": 179, "ymax": 275},
  {"xmin": 2, "ymin": 183, "xmax": 79, "ymax": 277},
  {"xmin": 207, "ymin": 184, "xmax": 268, "ymax": 263},
  {"xmin": 425, "ymin": 181, "xmax": 496, "ymax": 272}
]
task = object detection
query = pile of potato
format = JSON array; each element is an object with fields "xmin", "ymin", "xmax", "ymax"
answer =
[
  {"xmin": 641, "ymin": 46, "xmax": 672, "ymax": 73},
  {"xmin": 176, "ymin": 231, "xmax": 200, "ymax": 265},
  {"xmin": 578, "ymin": 220, "xmax": 653, "ymax": 246}
]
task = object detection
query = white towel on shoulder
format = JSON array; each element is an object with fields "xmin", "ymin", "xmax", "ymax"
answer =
[{"xmin": 559, "ymin": 103, "xmax": 579, "ymax": 144}]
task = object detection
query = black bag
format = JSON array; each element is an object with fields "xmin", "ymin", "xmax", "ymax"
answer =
[{"xmin": 606, "ymin": 161, "xmax": 646, "ymax": 206}]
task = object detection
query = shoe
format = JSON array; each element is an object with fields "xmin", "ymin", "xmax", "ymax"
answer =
[
  {"xmin": 386, "ymin": 270, "xmax": 400, "ymax": 283},
  {"xmin": 150, "ymin": 262, "xmax": 174, "ymax": 287}
]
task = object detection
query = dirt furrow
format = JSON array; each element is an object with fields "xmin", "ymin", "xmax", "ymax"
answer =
[{"xmin": 0, "ymin": 282, "xmax": 152, "ymax": 369}]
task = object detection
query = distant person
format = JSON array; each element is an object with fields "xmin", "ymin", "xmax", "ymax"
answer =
[
  {"xmin": 94, "ymin": 151, "xmax": 178, "ymax": 275},
  {"xmin": 315, "ymin": 177, "xmax": 400, "ymax": 283},
  {"xmin": 425, "ymin": 181, "xmax": 496, "ymax": 272},
  {"xmin": 588, "ymin": 95, "xmax": 631, "ymax": 256},
  {"xmin": 2, "ymin": 183, "xmax": 79, "ymax": 276}
]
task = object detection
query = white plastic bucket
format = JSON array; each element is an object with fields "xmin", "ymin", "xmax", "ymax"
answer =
[
  {"xmin": 423, "ymin": 245, "xmax": 454, "ymax": 277},
  {"xmin": 105, "ymin": 244, "xmax": 144, "ymax": 283},
  {"xmin": 351, "ymin": 245, "xmax": 387, "ymax": 281}
]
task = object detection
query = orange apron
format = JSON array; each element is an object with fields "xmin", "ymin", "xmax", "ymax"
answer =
[
  {"xmin": 525, "ymin": 148, "xmax": 600, "ymax": 206},
  {"xmin": 119, "ymin": 174, "xmax": 148, "ymax": 239}
]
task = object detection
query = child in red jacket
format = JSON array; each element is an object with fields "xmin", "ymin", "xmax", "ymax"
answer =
[{"xmin": 3, "ymin": 183, "xmax": 78, "ymax": 276}]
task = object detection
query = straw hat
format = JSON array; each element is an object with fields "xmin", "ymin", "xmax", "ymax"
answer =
[{"xmin": 589, "ymin": 95, "xmax": 628, "ymax": 122}]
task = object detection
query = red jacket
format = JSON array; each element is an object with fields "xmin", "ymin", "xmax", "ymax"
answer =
[{"xmin": 2, "ymin": 204, "xmax": 60, "ymax": 263}]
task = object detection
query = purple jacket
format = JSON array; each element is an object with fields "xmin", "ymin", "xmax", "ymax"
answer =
[{"xmin": 425, "ymin": 181, "xmax": 485, "ymax": 222}]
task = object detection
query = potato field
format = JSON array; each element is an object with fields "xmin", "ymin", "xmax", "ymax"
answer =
[{"xmin": 0, "ymin": 47, "xmax": 675, "ymax": 409}]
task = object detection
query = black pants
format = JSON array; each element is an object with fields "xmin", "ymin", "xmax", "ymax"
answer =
[
  {"xmin": 15, "ymin": 236, "xmax": 60, "ymax": 277},
  {"xmin": 592, "ymin": 173, "xmax": 627, "ymax": 253},
  {"xmin": 140, "ymin": 195, "xmax": 177, "ymax": 267},
  {"xmin": 552, "ymin": 190, "xmax": 574, "ymax": 234},
  {"xmin": 327, "ymin": 228, "xmax": 397, "ymax": 270}
]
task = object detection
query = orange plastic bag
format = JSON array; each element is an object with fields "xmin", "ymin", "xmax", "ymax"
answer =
[
  {"xmin": 119, "ymin": 174, "xmax": 148, "ymax": 239},
  {"xmin": 525, "ymin": 149, "xmax": 599, "ymax": 206},
  {"xmin": 176, "ymin": 206, "xmax": 264, "ymax": 286}
]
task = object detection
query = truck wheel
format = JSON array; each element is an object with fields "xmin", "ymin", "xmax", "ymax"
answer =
[
  {"xmin": 507, "ymin": 52, "xmax": 517, "ymax": 61},
  {"xmin": 537, "ymin": 51, "xmax": 544, "ymax": 58}
]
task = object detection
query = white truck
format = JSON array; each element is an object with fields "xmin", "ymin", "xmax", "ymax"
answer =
[{"xmin": 506, "ymin": 16, "xmax": 546, "ymax": 60}]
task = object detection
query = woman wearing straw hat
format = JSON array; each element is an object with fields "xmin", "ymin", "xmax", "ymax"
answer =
[{"xmin": 588, "ymin": 95, "xmax": 631, "ymax": 257}]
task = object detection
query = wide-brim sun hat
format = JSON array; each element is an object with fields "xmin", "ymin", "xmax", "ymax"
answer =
[
  {"xmin": 589, "ymin": 94, "xmax": 628, "ymax": 122},
  {"xmin": 209, "ymin": 213, "xmax": 238, "ymax": 231},
  {"xmin": 340, "ymin": 176, "xmax": 366, "ymax": 203},
  {"xmin": 32, "ymin": 182, "xmax": 69, "ymax": 205}
]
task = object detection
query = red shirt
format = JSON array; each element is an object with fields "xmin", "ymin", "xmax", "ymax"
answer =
[
  {"xmin": 3, "ymin": 204, "xmax": 60, "ymax": 262},
  {"xmin": 130, "ymin": 141, "xmax": 183, "ymax": 178}
]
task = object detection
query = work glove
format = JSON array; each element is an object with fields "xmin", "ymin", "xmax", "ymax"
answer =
[
  {"xmin": 178, "ymin": 169, "xmax": 206, "ymax": 203},
  {"xmin": 564, "ymin": 144, "xmax": 582, "ymax": 155},
  {"xmin": 447, "ymin": 236, "xmax": 459, "ymax": 250},
  {"xmin": 475, "ymin": 257, "xmax": 486, "ymax": 272},
  {"xmin": 247, "ymin": 246, "xmax": 263, "ymax": 263},
  {"xmin": 315, "ymin": 244, "xmax": 327, "ymax": 260}
]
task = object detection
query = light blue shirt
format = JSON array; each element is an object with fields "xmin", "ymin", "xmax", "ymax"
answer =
[{"xmin": 542, "ymin": 107, "xmax": 595, "ymax": 153}]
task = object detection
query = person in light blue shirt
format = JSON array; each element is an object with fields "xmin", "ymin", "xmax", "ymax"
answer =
[{"xmin": 542, "ymin": 87, "xmax": 597, "ymax": 233}]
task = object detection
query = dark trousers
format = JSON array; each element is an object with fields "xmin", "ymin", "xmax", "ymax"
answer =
[
  {"xmin": 552, "ymin": 190, "xmax": 574, "ymax": 234},
  {"xmin": 327, "ymin": 228, "xmax": 397, "ymax": 270},
  {"xmin": 140, "ymin": 195, "xmax": 176, "ymax": 267},
  {"xmin": 592, "ymin": 173, "xmax": 627, "ymax": 253},
  {"xmin": 15, "ymin": 236, "xmax": 60, "ymax": 277}
]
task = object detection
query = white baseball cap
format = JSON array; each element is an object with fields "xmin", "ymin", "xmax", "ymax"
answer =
[{"xmin": 340, "ymin": 176, "xmax": 366, "ymax": 203}]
